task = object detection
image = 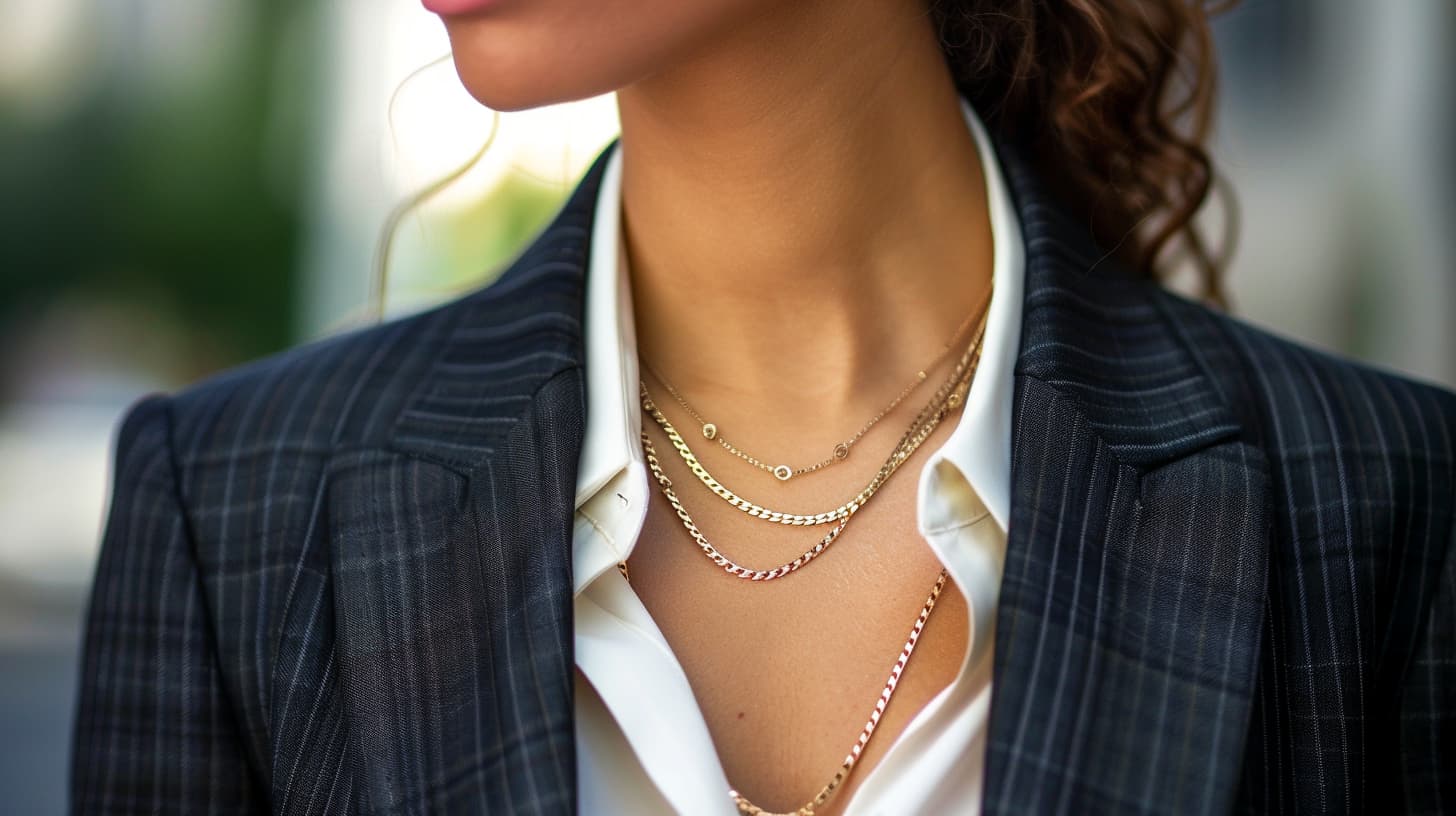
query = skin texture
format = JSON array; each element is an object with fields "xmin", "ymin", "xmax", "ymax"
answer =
[{"xmin": 437, "ymin": 1, "xmax": 994, "ymax": 812}]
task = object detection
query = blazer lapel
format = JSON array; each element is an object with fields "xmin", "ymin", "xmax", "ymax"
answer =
[
  {"xmin": 323, "ymin": 143, "xmax": 612, "ymax": 814},
  {"xmin": 983, "ymin": 142, "xmax": 1272, "ymax": 815}
]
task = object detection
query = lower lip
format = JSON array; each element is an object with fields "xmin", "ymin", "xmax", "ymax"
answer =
[{"xmin": 422, "ymin": 0, "xmax": 503, "ymax": 15}]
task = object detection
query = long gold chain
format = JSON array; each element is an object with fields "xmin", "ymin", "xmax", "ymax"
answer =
[
  {"xmin": 621, "ymin": 292, "xmax": 990, "ymax": 811},
  {"xmin": 642, "ymin": 301, "xmax": 983, "ymax": 483},
  {"xmin": 638, "ymin": 309, "xmax": 988, "ymax": 528},
  {"xmin": 728, "ymin": 568, "xmax": 950, "ymax": 815}
]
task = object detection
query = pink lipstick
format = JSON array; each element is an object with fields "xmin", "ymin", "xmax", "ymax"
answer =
[{"xmin": 422, "ymin": 0, "xmax": 505, "ymax": 15}]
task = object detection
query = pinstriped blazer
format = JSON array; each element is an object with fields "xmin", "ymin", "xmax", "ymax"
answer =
[{"xmin": 72, "ymin": 135, "xmax": 1456, "ymax": 815}]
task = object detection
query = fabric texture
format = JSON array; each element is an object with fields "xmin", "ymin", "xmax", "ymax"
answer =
[
  {"xmin": 72, "ymin": 132, "xmax": 1456, "ymax": 815},
  {"xmin": 570, "ymin": 94, "xmax": 1022, "ymax": 815}
]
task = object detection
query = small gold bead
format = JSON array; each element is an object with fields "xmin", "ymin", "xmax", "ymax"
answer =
[{"xmin": 702, "ymin": 422, "xmax": 717, "ymax": 440}]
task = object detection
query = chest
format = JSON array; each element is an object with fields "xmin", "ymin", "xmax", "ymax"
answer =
[{"xmin": 623, "ymin": 441, "xmax": 971, "ymax": 815}]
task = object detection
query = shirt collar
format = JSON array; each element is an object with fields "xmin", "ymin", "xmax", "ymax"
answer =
[
  {"xmin": 575, "ymin": 142, "xmax": 643, "ymax": 511},
  {"xmin": 574, "ymin": 95, "xmax": 1024, "ymax": 555},
  {"xmin": 916, "ymin": 95, "xmax": 1024, "ymax": 534}
]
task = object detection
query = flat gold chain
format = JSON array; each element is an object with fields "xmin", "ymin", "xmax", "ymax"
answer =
[
  {"xmin": 643, "ymin": 294, "xmax": 988, "ymax": 483},
  {"xmin": 727, "ymin": 568, "xmax": 950, "ymax": 815},
  {"xmin": 638, "ymin": 430, "xmax": 854, "ymax": 581},
  {"xmin": 639, "ymin": 309, "xmax": 988, "ymax": 528}
]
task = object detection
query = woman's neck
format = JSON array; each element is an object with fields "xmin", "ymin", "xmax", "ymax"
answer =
[{"xmin": 616, "ymin": 0, "xmax": 994, "ymax": 416}]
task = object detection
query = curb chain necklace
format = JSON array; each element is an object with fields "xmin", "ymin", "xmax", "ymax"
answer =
[
  {"xmin": 637, "ymin": 430, "xmax": 853, "ymax": 581},
  {"xmin": 644, "ymin": 295, "xmax": 988, "ymax": 483}
]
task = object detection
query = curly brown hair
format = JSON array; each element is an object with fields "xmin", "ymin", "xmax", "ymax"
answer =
[{"xmin": 932, "ymin": 0, "xmax": 1236, "ymax": 304}]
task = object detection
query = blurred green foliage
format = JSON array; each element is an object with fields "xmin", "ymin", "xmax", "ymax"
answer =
[
  {"xmin": 0, "ymin": 4, "xmax": 309, "ymax": 374},
  {"xmin": 398, "ymin": 173, "xmax": 571, "ymax": 304}
]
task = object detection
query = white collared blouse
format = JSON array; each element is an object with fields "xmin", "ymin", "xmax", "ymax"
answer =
[{"xmin": 571, "ymin": 95, "xmax": 1025, "ymax": 815}]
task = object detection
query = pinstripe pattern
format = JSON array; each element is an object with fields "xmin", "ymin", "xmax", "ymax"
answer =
[{"xmin": 72, "ymin": 136, "xmax": 1455, "ymax": 814}]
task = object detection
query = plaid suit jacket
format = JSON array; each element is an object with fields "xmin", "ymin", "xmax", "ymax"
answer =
[{"xmin": 72, "ymin": 136, "xmax": 1456, "ymax": 815}]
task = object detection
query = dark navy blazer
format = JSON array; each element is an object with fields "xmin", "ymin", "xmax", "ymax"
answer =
[{"xmin": 72, "ymin": 137, "xmax": 1456, "ymax": 815}]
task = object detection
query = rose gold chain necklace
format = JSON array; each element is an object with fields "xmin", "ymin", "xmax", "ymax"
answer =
[
  {"xmin": 642, "ymin": 301, "xmax": 983, "ymax": 483},
  {"xmin": 618, "ymin": 559, "xmax": 950, "ymax": 814},
  {"xmin": 727, "ymin": 568, "xmax": 948, "ymax": 816}
]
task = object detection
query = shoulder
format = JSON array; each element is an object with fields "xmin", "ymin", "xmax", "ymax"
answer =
[
  {"xmin": 1150, "ymin": 286, "xmax": 1456, "ymax": 519},
  {"xmin": 98, "ymin": 302, "xmax": 464, "ymax": 565},
  {"xmin": 117, "ymin": 253, "xmax": 587, "ymax": 500},
  {"xmin": 153, "ymin": 298, "xmax": 462, "ymax": 466},
  {"xmin": 107, "ymin": 168, "xmax": 596, "ymax": 534}
]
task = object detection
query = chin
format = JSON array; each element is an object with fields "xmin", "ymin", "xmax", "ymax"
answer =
[
  {"xmin": 452, "ymin": 69, "xmax": 566, "ymax": 113},
  {"xmin": 450, "ymin": 56, "xmax": 586, "ymax": 112},
  {"xmin": 442, "ymin": 21, "xmax": 625, "ymax": 112}
]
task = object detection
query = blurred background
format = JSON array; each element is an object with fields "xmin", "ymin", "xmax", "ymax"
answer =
[{"xmin": 1, "ymin": 0, "xmax": 1452, "ymax": 810}]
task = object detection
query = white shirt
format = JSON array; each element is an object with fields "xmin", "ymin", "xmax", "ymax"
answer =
[{"xmin": 572, "ymin": 95, "xmax": 1025, "ymax": 815}]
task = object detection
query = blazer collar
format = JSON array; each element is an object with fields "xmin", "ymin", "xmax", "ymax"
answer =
[
  {"xmin": 999, "ymin": 146, "xmax": 1244, "ymax": 465},
  {"xmin": 984, "ymin": 138, "xmax": 1270, "ymax": 814},
  {"xmin": 386, "ymin": 140, "xmax": 611, "ymax": 471},
  {"xmin": 322, "ymin": 143, "xmax": 612, "ymax": 815},
  {"xmin": 343, "ymin": 133, "xmax": 1270, "ymax": 815}
]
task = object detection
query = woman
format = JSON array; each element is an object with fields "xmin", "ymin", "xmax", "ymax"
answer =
[{"xmin": 72, "ymin": 0, "xmax": 1454, "ymax": 814}]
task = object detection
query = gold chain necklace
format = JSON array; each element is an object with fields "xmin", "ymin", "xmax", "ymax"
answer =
[
  {"xmin": 642, "ymin": 303, "xmax": 982, "ymax": 483},
  {"xmin": 728, "ymin": 569, "xmax": 950, "ymax": 815},
  {"xmin": 638, "ymin": 308, "xmax": 988, "ymax": 528}
]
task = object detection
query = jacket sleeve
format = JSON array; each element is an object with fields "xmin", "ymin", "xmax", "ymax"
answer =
[
  {"xmin": 71, "ymin": 395, "xmax": 264, "ymax": 814},
  {"xmin": 1400, "ymin": 518, "xmax": 1456, "ymax": 815}
]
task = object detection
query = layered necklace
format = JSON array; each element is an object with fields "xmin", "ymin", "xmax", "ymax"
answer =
[
  {"xmin": 626, "ymin": 287, "xmax": 992, "ymax": 816},
  {"xmin": 638, "ymin": 308, "xmax": 988, "ymax": 578}
]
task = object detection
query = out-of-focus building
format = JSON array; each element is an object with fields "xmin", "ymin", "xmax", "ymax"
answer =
[{"xmin": 1213, "ymin": 0, "xmax": 1455, "ymax": 386}]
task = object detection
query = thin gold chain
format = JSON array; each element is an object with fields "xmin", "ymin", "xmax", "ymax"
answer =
[
  {"xmin": 643, "ymin": 294, "xmax": 988, "ymax": 483},
  {"xmin": 649, "ymin": 369, "xmax": 925, "ymax": 482},
  {"xmin": 727, "ymin": 569, "xmax": 950, "ymax": 816},
  {"xmin": 638, "ymin": 308, "xmax": 988, "ymax": 528}
]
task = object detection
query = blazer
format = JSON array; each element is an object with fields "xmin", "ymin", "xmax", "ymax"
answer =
[{"xmin": 72, "ymin": 135, "xmax": 1456, "ymax": 815}]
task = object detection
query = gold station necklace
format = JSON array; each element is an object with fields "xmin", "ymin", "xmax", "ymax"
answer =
[
  {"xmin": 642, "ymin": 298, "xmax": 985, "ymax": 483},
  {"xmin": 639, "ymin": 305, "xmax": 989, "ymax": 528}
]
